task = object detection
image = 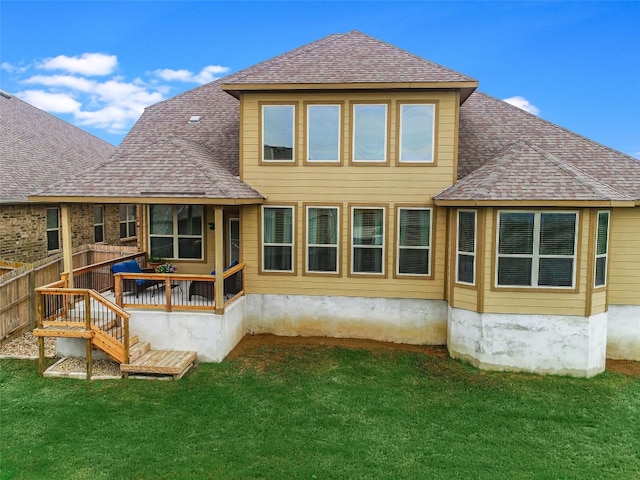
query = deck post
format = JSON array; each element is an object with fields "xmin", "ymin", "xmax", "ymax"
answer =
[
  {"xmin": 60, "ymin": 204, "xmax": 74, "ymax": 289},
  {"xmin": 85, "ymin": 291, "xmax": 92, "ymax": 380},
  {"xmin": 36, "ymin": 291, "xmax": 45, "ymax": 375},
  {"xmin": 214, "ymin": 206, "xmax": 225, "ymax": 315}
]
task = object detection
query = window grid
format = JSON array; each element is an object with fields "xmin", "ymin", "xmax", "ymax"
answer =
[
  {"xmin": 46, "ymin": 207, "xmax": 61, "ymax": 252},
  {"xmin": 594, "ymin": 211, "xmax": 610, "ymax": 287},
  {"xmin": 94, "ymin": 205, "xmax": 104, "ymax": 243},
  {"xmin": 396, "ymin": 208, "xmax": 431, "ymax": 276},
  {"xmin": 120, "ymin": 205, "xmax": 136, "ymax": 239},
  {"xmin": 148, "ymin": 205, "xmax": 203, "ymax": 260},
  {"xmin": 456, "ymin": 210, "xmax": 476, "ymax": 285}
]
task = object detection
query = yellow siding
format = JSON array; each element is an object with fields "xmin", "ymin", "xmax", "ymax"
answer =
[
  {"xmin": 590, "ymin": 290, "xmax": 607, "ymax": 314},
  {"xmin": 608, "ymin": 207, "xmax": 640, "ymax": 305},
  {"xmin": 452, "ymin": 286, "xmax": 477, "ymax": 311}
]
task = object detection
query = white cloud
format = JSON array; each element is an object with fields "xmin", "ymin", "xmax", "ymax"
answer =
[
  {"xmin": 38, "ymin": 53, "xmax": 117, "ymax": 76},
  {"xmin": 152, "ymin": 65, "xmax": 230, "ymax": 84},
  {"xmin": 1, "ymin": 61, "xmax": 29, "ymax": 74},
  {"xmin": 17, "ymin": 90, "xmax": 82, "ymax": 114},
  {"xmin": 503, "ymin": 96, "xmax": 540, "ymax": 115}
]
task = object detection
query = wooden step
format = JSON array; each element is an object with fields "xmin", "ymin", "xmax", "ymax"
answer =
[
  {"xmin": 33, "ymin": 324, "xmax": 92, "ymax": 339},
  {"xmin": 129, "ymin": 334, "xmax": 139, "ymax": 346},
  {"xmin": 128, "ymin": 342, "xmax": 150, "ymax": 363},
  {"xmin": 92, "ymin": 318, "xmax": 117, "ymax": 331},
  {"xmin": 121, "ymin": 350, "xmax": 197, "ymax": 379}
]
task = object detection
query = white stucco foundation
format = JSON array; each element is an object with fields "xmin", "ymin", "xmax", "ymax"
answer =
[
  {"xmin": 447, "ymin": 307, "xmax": 607, "ymax": 377},
  {"xmin": 245, "ymin": 294, "xmax": 448, "ymax": 345},
  {"xmin": 607, "ymin": 305, "xmax": 640, "ymax": 361}
]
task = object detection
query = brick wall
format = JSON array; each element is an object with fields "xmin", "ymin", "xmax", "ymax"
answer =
[{"xmin": 0, "ymin": 203, "xmax": 139, "ymax": 263}]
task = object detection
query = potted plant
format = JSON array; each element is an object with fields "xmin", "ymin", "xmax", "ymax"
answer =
[
  {"xmin": 156, "ymin": 262, "xmax": 177, "ymax": 274},
  {"xmin": 147, "ymin": 256, "xmax": 165, "ymax": 270}
]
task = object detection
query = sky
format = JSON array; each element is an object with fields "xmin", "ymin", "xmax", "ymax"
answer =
[{"xmin": 1, "ymin": 1, "xmax": 639, "ymax": 159}]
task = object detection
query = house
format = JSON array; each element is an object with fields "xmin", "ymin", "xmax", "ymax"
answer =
[
  {"xmin": 0, "ymin": 91, "xmax": 137, "ymax": 264},
  {"xmin": 30, "ymin": 31, "xmax": 640, "ymax": 376}
]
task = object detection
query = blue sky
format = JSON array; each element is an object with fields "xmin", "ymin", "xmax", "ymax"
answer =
[{"xmin": 2, "ymin": 1, "xmax": 639, "ymax": 158}]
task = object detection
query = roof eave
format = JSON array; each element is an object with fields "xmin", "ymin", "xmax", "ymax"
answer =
[
  {"xmin": 27, "ymin": 195, "xmax": 265, "ymax": 206},
  {"xmin": 433, "ymin": 199, "xmax": 637, "ymax": 208}
]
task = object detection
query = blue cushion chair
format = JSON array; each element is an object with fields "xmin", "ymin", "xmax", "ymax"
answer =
[
  {"xmin": 111, "ymin": 260, "xmax": 161, "ymax": 297},
  {"xmin": 188, "ymin": 261, "xmax": 241, "ymax": 301}
]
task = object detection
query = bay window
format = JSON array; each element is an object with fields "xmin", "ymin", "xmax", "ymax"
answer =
[
  {"xmin": 457, "ymin": 210, "xmax": 476, "ymax": 284},
  {"xmin": 397, "ymin": 208, "xmax": 431, "ymax": 276},
  {"xmin": 149, "ymin": 205, "xmax": 203, "ymax": 260},
  {"xmin": 594, "ymin": 211, "xmax": 609, "ymax": 287},
  {"xmin": 262, "ymin": 206, "xmax": 294, "ymax": 272},
  {"xmin": 497, "ymin": 211, "xmax": 578, "ymax": 288},
  {"xmin": 352, "ymin": 207, "xmax": 385, "ymax": 274}
]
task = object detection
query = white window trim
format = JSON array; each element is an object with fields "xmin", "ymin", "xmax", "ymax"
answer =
[
  {"xmin": 496, "ymin": 210, "xmax": 579, "ymax": 289},
  {"xmin": 261, "ymin": 205, "xmax": 295, "ymax": 273},
  {"xmin": 396, "ymin": 207, "xmax": 432, "ymax": 277},
  {"xmin": 120, "ymin": 204, "xmax": 137, "ymax": 240},
  {"xmin": 352, "ymin": 104, "xmax": 387, "ymax": 163},
  {"xmin": 306, "ymin": 104, "xmax": 341, "ymax": 163},
  {"xmin": 94, "ymin": 205, "xmax": 105, "ymax": 244},
  {"xmin": 306, "ymin": 205, "xmax": 340, "ymax": 274},
  {"xmin": 148, "ymin": 205, "xmax": 204, "ymax": 260},
  {"xmin": 398, "ymin": 103, "xmax": 436, "ymax": 163},
  {"xmin": 456, "ymin": 209, "xmax": 476, "ymax": 285},
  {"xmin": 594, "ymin": 210, "xmax": 610, "ymax": 288},
  {"xmin": 262, "ymin": 104, "xmax": 295, "ymax": 163},
  {"xmin": 46, "ymin": 207, "xmax": 61, "ymax": 252},
  {"xmin": 351, "ymin": 206, "xmax": 386, "ymax": 275}
]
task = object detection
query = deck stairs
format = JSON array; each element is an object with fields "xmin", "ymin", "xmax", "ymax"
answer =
[{"xmin": 33, "ymin": 302, "xmax": 196, "ymax": 380}]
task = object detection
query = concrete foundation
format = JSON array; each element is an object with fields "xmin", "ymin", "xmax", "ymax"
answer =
[
  {"xmin": 607, "ymin": 305, "xmax": 640, "ymax": 361},
  {"xmin": 447, "ymin": 307, "xmax": 607, "ymax": 377}
]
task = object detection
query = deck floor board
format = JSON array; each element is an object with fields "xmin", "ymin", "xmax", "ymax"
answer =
[{"xmin": 120, "ymin": 350, "xmax": 196, "ymax": 375}]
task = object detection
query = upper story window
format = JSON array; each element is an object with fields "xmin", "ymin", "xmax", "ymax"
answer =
[
  {"xmin": 307, "ymin": 104, "xmax": 341, "ymax": 163},
  {"xmin": 496, "ymin": 211, "xmax": 578, "ymax": 288},
  {"xmin": 262, "ymin": 105, "xmax": 295, "ymax": 162},
  {"xmin": 456, "ymin": 210, "xmax": 476, "ymax": 285},
  {"xmin": 149, "ymin": 205, "xmax": 203, "ymax": 260},
  {"xmin": 399, "ymin": 103, "xmax": 435, "ymax": 163},
  {"xmin": 594, "ymin": 211, "xmax": 610, "ymax": 287},
  {"xmin": 306, "ymin": 206, "xmax": 339, "ymax": 274},
  {"xmin": 262, "ymin": 206, "xmax": 294, "ymax": 272},
  {"xmin": 46, "ymin": 207, "xmax": 60, "ymax": 252},
  {"xmin": 94, "ymin": 205, "xmax": 104, "ymax": 243},
  {"xmin": 120, "ymin": 204, "xmax": 137, "ymax": 239},
  {"xmin": 397, "ymin": 208, "xmax": 431, "ymax": 276},
  {"xmin": 351, "ymin": 206, "xmax": 385, "ymax": 275},
  {"xmin": 352, "ymin": 104, "xmax": 387, "ymax": 163}
]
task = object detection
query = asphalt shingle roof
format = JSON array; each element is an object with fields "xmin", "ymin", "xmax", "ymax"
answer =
[{"xmin": 0, "ymin": 91, "xmax": 115, "ymax": 203}]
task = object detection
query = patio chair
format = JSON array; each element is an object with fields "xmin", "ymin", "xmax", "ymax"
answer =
[
  {"xmin": 189, "ymin": 261, "xmax": 241, "ymax": 301},
  {"xmin": 111, "ymin": 260, "xmax": 162, "ymax": 297}
]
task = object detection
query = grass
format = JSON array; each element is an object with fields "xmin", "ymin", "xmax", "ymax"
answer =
[{"xmin": 1, "ymin": 342, "xmax": 639, "ymax": 480}]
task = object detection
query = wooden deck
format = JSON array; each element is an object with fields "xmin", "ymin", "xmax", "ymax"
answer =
[{"xmin": 120, "ymin": 350, "xmax": 197, "ymax": 379}]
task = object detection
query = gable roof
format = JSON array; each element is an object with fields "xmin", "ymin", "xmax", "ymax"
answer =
[
  {"xmin": 222, "ymin": 31, "xmax": 477, "ymax": 101},
  {"xmin": 0, "ymin": 91, "xmax": 115, "ymax": 203},
  {"xmin": 435, "ymin": 92, "xmax": 640, "ymax": 204}
]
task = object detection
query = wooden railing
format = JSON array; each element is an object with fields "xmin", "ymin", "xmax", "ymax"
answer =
[{"xmin": 113, "ymin": 262, "xmax": 245, "ymax": 313}]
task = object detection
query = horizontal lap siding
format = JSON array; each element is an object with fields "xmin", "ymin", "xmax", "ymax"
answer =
[
  {"xmin": 452, "ymin": 286, "xmax": 477, "ymax": 311},
  {"xmin": 608, "ymin": 207, "xmax": 640, "ymax": 305},
  {"xmin": 239, "ymin": 91, "xmax": 457, "ymax": 301}
]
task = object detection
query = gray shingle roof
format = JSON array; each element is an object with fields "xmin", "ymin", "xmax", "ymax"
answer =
[
  {"xmin": 0, "ymin": 91, "xmax": 115, "ymax": 203},
  {"xmin": 437, "ymin": 92, "xmax": 640, "ymax": 202},
  {"xmin": 222, "ymin": 31, "xmax": 477, "ymax": 95}
]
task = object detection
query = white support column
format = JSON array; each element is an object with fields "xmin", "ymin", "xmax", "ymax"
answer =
[
  {"xmin": 214, "ymin": 206, "xmax": 225, "ymax": 315},
  {"xmin": 60, "ymin": 203, "xmax": 74, "ymax": 288}
]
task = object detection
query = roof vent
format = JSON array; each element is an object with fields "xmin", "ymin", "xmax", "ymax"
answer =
[{"xmin": 188, "ymin": 115, "xmax": 201, "ymax": 124}]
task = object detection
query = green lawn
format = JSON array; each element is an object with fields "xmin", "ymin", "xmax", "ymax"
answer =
[{"xmin": 1, "ymin": 342, "xmax": 639, "ymax": 480}]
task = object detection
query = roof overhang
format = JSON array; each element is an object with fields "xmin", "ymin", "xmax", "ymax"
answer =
[
  {"xmin": 433, "ymin": 199, "xmax": 638, "ymax": 208},
  {"xmin": 222, "ymin": 81, "xmax": 478, "ymax": 103},
  {"xmin": 27, "ymin": 195, "xmax": 265, "ymax": 205}
]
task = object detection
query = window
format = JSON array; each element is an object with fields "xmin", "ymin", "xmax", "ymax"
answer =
[
  {"xmin": 399, "ymin": 104, "xmax": 435, "ymax": 163},
  {"xmin": 149, "ymin": 205, "xmax": 203, "ymax": 259},
  {"xmin": 352, "ymin": 104, "xmax": 387, "ymax": 162},
  {"xmin": 262, "ymin": 105, "xmax": 294, "ymax": 162},
  {"xmin": 228, "ymin": 218, "xmax": 240, "ymax": 265},
  {"xmin": 307, "ymin": 105, "xmax": 340, "ymax": 162},
  {"xmin": 594, "ymin": 211, "xmax": 609, "ymax": 287},
  {"xmin": 94, "ymin": 205, "xmax": 104, "ymax": 243},
  {"xmin": 456, "ymin": 210, "xmax": 476, "ymax": 284},
  {"xmin": 352, "ymin": 207, "xmax": 385, "ymax": 274},
  {"xmin": 397, "ymin": 208, "xmax": 431, "ymax": 276},
  {"xmin": 496, "ymin": 211, "xmax": 578, "ymax": 288},
  {"xmin": 46, "ymin": 207, "xmax": 60, "ymax": 252},
  {"xmin": 262, "ymin": 206, "xmax": 294, "ymax": 272},
  {"xmin": 307, "ymin": 206, "xmax": 339, "ymax": 273},
  {"xmin": 120, "ymin": 205, "xmax": 136, "ymax": 239}
]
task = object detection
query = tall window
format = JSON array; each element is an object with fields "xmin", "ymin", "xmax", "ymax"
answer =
[
  {"xmin": 149, "ymin": 205, "xmax": 203, "ymax": 259},
  {"xmin": 399, "ymin": 104, "xmax": 435, "ymax": 163},
  {"xmin": 397, "ymin": 208, "xmax": 431, "ymax": 276},
  {"xmin": 307, "ymin": 105, "xmax": 340, "ymax": 162},
  {"xmin": 352, "ymin": 104, "xmax": 387, "ymax": 162},
  {"xmin": 497, "ymin": 211, "xmax": 577, "ymax": 288},
  {"xmin": 456, "ymin": 210, "xmax": 476, "ymax": 284},
  {"xmin": 120, "ymin": 205, "xmax": 136, "ymax": 239},
  {"xmin": 307, "ymin": 206, "xmax": 339, "ymax": 273},
  {"xmin": 94, "ymin": 205, "xmax": 104, "ymax": 243},
  {"xmin": 46, "ymin": 207, "xmax": 60, "ymax": 252},
  {"xmin": 262, "ymin": 105, "xmax": 294, "ymax": 162},
  {"xmin": 262, "ymin": 206, "xmax": 294, "ymax": 272},
  {"xmin": 228, "ymin": 218, "xmax": 240, "ymax": 265},
  {"xmin": 594, "ymin": 211, "xmax": 610, "ymax": 287},
  {"xmin": 352, "ymin": 207, "xmax": 385, "ymax": 274}
]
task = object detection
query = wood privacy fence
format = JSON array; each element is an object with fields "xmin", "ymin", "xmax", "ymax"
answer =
[{"xmin": 0, "ymin": 244, "xmax": 139, "ymax": 346}]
